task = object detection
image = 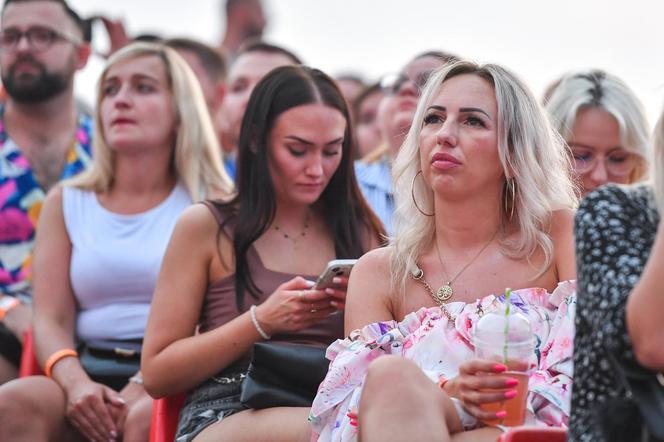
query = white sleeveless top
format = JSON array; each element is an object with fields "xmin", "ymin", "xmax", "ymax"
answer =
[{"xmin": 62, "ymin": 184, "xmax": 191, "ymax": 343}]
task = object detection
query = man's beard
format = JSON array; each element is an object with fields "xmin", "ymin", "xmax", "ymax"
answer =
[{"xmin": 2, "ymin": 56, "xmax": 70, "ymax": 103}]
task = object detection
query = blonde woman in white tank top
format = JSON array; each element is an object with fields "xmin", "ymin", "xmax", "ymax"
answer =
[{"xmin": 0, "ymin": 43, "xmax": 232, "ymax": 442}]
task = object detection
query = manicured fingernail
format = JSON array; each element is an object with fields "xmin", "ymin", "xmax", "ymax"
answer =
[
  {"xmin": 110, "ymin": 430, "xmax": 118, "ymax": 437},
  {"xmin": 496, "ymin": 411, "xmax": 508, "ymax": 419},
  {"xmin": 325, "ymin": 288, "xmax": 334, "ymax": 295},
  {"xmin": 505, "ymin": 378, "xmax": 519, "ymax": 387},
  {"xmin": 330, "ymin": 301, "xmax": 339, "ymax": 308},
  {"xmin": 504, "ymin": 390, "xmax": 518, "ymax": 399},
  {"xmin": 493, "ymin": 364, "xmax": 507, "ymax": 372},
  {"xmin": 332, "ymin": 277, "xmax": 341, "ymax": 284}
]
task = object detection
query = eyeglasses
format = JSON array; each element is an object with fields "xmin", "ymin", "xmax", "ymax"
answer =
[
  {"xmin": 570, "ymin": 146, "xmax": 637, "ymax": 177},
  {"xmin": 380, "ymin": 70, "xmax": 433, "ymax": 95},
  {"xmin": 0, "ymin": 26, "xmax": 82, "ymax": 52}
]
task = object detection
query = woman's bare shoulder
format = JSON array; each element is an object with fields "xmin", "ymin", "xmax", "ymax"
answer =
[
  {"xmin": 170, "ymin": 203, "xmax": 225, "ymax": 249},
  {"xmin": 345, "ymin": 246, "xmax": 396, "ymax": 332},
  {"xmin": 353, "ymin": 246, "xmax": 392, "ymax": 280}
]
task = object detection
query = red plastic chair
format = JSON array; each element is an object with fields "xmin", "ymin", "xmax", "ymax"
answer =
[
  {"xmin": 18, "ymin": 328, "xmax": 43, "ymax": 377},
  {"xmin": 149, "ymin": 393, "xmax": 186, "ymax": 442},
  {"xmin": 497, "ymin": 426, "xmax": 567, "ymax": 442}
]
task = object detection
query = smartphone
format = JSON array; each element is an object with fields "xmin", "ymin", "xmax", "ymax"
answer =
[{"xmin": 313, "ymin": 259, "xmax": 357, "ymax": 290}]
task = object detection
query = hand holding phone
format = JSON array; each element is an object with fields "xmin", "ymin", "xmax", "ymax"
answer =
[{"xmin": 313, "ymin": 259, "xmax": 357, "ymax": 290}]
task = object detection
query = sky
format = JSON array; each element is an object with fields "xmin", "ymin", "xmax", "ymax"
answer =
[{"xmin": 71, "ymin": 0, "xmax": 664, "ymax": 125}]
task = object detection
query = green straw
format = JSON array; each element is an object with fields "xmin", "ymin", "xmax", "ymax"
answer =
[{"xmin": 503, "ymin": 288, "xmax": 512, "ymax": 365}]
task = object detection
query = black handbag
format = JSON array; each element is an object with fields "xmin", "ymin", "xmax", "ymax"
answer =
[
  {"xmin": 607, "ymin": 350, "xmax": 664, "ymax": 440},
  {"xmin": 78, "ymin": 339, "xmax": 142, "ymax": 391},
  {"xmin": 240, "ymin": 342, "xmax": 329, "ymax": 409}
]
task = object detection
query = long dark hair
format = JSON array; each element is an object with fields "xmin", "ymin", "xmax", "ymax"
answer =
[{"xmin": 213, "ymin": 65, "xmax": 385, "ymax": 309}]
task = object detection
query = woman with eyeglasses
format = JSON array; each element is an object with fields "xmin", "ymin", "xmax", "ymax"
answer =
[
  {"xmin": 545, "ymin": 69, "xmax": 649, "ymax": 196},
  {"xmin": 355, "ymin": 51, "xmax": 456, "ymax": 234}
]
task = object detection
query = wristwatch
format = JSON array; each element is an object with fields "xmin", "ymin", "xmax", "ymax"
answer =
[{"xmin": 0, "ymin": 296, "xmax": 20, "ymax": 321}]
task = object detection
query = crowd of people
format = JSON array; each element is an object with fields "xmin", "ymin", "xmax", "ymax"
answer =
[{"xmin": 0, "ymin": 0, "xmax": 662, "ymax": 442}]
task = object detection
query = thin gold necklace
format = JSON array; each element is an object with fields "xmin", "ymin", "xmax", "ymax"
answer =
[
  {"xmin": 273, "ymin": 211, "xmax": 311, "ymax": 248},
  {"xmin": 434, "ymin": 230, "xmax": 497, "ymax": 301}
]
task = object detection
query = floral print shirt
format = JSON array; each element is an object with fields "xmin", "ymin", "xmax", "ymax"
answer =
[
  {"xmin": 0, "ymin": 106, "xmax": 92, "ymax": 296},
  {"xmin": 309, "ymin": 281, "xmax": 576, "ymax": 441}
]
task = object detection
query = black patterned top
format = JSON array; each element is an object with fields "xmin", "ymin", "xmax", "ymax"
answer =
[{"xmin": 569, "ymin": 184, "xmax": 660, "ymax": 442}]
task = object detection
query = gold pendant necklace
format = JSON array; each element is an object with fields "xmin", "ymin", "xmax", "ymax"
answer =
[
  {"xmin": 434, "ymin": 230, "xmax": 498, "ymax": 299},
  {"xmin": 437, "ymin": 284, "xmax": 454, "ymax": 302},
  {"xmin": 411, "ymin": 267, "xmax": 456, "ymax": 323}
]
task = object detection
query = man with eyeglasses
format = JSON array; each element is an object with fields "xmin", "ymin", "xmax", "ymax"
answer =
[
  {"xmin": 0, "ymin": 0, "xmax": 92, "ymax": 384},
  {"xmin": 355, "ymin": 51, "xmax": 455, "ymax": 234}
]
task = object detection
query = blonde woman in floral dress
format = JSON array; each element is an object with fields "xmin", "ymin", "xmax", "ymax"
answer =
[{"xmin": 309, "ymin": 61, "xmax": 578, "ymax": 442}]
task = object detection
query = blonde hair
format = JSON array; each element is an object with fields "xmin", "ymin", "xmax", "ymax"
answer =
[
  {"xmin": 545, "ymin": 70, "xmax": 650, "ymax": 184},
  {"xmin": 651, "ymin": 108, "xmax": 664, "ymax": 212},
  {"xmin": 67, "ymin": 42, "xmax": 233, "ymax": 201},
  {"xmin": 391, "ymin": 61, "xmax": 578, "ymax": 293}
]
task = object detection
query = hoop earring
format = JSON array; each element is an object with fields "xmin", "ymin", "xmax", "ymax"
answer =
[
  {"xmin": 411, "ymin": 170, "xmax": 434, "ymax": 217},
  {"xmin": 504, "ymin": 178, "xmax": 516, "ymax": 222}
]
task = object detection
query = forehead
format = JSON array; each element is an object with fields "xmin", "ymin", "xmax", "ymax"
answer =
[
  {"xmin": 105, "ymin": 54, "xmax": 168, "ymax": 82},
  {"xmin": 403, "ymin": 55, "xmax": 445, "ymax": 78},
  {"xmin": 2, "ymin": 1, "xmax": 73, "ymax": 31},
  {"xmin": 230, "ymin": 51, "xmax": 294, "ymax": 80},
  {"xmin": 571, "ymin": 107, "xmax": 621, "ymax": 142},
  {"xmin": 435, "ymin": 74, "xmax": 496, "ymax": 108},
  {"xmin": 272, "ymin": 103, "xmax": 346, "ymax": 136}
]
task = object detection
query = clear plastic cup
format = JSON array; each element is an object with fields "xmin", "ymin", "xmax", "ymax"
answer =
[{"xmin": 473, "ymin": 302, "xmax": 535, "ymax": 427}]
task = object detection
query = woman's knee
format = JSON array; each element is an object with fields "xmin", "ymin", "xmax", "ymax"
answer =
[
  {"xmin": 0, "ymin": 376, "xmax": 66, "ymax": 437},
  {"xmin": 0, "ymin": 377, "xmax": 56, "ymax": 416},
  {"xmin": 123, "ymin": 395, "xmax": 153, "ymax": 442},
  {"xmin": 363, "ymin": 355, "xmax": 428, "ymax": 400}
]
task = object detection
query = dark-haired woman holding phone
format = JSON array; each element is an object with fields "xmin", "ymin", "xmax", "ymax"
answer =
[{"xmin": 142, "ymin": 65, "xmax": 384, "ymax": 442}]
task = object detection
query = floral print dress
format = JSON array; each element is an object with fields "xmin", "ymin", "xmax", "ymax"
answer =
[{"xmin": 309, "ymin": 281, "xmax": 576, "ymax": 441}]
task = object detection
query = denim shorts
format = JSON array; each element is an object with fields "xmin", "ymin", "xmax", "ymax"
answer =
[{"xmin": 175, "ymin": 371, "xmax": 248, "ymax": 442}]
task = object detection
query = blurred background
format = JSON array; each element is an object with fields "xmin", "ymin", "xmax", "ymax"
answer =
[{"xmin": 71, "ymin": 0, "xmax": 664, "ymax": 124}]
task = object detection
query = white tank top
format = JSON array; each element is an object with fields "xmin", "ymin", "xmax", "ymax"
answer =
[{"xmin": 62, "ymin": 183, "xmax": 191, "ymax": 343}]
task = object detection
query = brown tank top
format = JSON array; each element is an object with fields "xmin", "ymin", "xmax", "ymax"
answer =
[{"xmin": 199, "ymin": 201, "xmax": 344, "ymax": 354}]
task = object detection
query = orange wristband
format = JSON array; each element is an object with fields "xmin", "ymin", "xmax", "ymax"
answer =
[
  {"xmin": 0, "ymin": 297, "xmax": 20, "ymax": 321},
  {"xmin": 45, "ymin": 349, "xmax": 78, "ymax": 378}
]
